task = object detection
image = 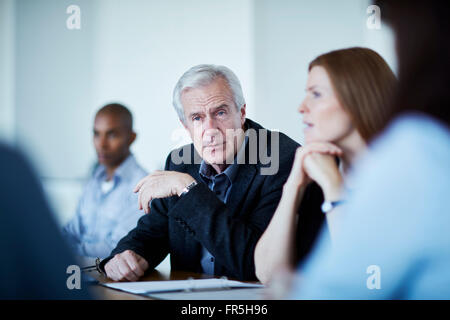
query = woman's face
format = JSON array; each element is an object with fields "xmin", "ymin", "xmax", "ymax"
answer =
[{"xmin": 299, "ymin": 66, "xmax": 355, "ymax": 145}]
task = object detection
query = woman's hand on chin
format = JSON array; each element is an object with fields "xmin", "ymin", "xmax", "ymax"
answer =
[
  {"xmin": 284, "ymin": 142, "xmax": 342, "ymax": 191},
  {"xmin": 303, "ymin": 151, "xmax": 343, "ymax": 201}
]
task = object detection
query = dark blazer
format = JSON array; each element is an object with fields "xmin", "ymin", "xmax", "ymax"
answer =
[{"xmin": 100, "ymin": 118, "xmax": 299, "ymax": 281}]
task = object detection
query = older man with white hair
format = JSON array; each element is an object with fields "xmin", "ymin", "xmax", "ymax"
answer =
[{"xmin": 100, "ymin": 64, "xmax": 300, "ymax": 281}]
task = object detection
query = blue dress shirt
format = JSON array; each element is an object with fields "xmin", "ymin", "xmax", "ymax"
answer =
[
  {"xmin": 290, "ymin": 114, "xmax": 450, "ymax": 299},
  {"xmin": 197, "ymin": 137, "xmax": 247, "ymax": 275},
  {"xmin": 62, "ymin": 154, "xmax": 147, "ymax": 259}
]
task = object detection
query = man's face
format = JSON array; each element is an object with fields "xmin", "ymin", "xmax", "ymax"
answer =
[
  {"xmin": 93, "ymin": 113, "xmax": 133, "ymax": 169},
  {"xmin": 180, "ymin": 77, "xmax": 246, "ymax": 169}
]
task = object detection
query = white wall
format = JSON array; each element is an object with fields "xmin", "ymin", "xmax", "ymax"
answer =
[
  {"xmin": 15, "ymin": 0, "xmax": 96, "ymax": 179},
  {"xmin": 11, "ymin": 0, "xmax": 255, "ymax": 224},
  {"xmin": 89, "ymin": 0, "xmax": 255, "ymax": 172},
  {"xmin": 254, "ymin": 0, "xmax": 396, "ymax": 145},
  {"xmin": 0, "ymin": 0, "xmax": 15, "ymax": 143},
  {"xmin": 6, "ymin": 0, "xmax": 395, "ymax": 224}
]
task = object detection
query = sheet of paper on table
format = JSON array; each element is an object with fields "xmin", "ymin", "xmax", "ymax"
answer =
[
  {"xmin": 102, "ymin": 278, "xmax": 264, "ymax": 295},
  {"xmin": 147, "ymin": 287, "xmax": 268, "ymax": 300}
]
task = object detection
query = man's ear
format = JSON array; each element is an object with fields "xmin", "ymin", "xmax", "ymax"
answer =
[
  {"xmin": 240, "ymin": 104, "xmax": 246, "ymax": 126},
  {"xmin": 129, "ymin": 131, "xmax": 137, "ymax": 146}
]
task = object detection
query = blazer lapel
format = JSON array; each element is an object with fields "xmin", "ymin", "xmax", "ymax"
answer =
[
  {"xmin": 184, "ymin": 150, "xmax": 204, "ymax": 270},
  {"xmin": 225, "ymin": 163, "xmax": 257, "ymax": 217},
  {"xmin": 225, "ymin": 118, "xmax": 264, "ymax": 216}
]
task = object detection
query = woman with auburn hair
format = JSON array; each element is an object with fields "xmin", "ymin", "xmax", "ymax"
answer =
[
  {"xmin": 254, "ymin": 47, "xmax": 397, "ymax": 284},
  {"xmin": 284, "ymin": 0, "xmax": 450, "ymax": 300}
]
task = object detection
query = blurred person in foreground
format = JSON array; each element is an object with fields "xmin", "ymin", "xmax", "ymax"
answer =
[
  {"xmin": 254, "ymin": 47, "xmax": 397, "ymax": 284},
  {"xmin": 0, "ymin": 144, "xmax": 90, "ymax": 299},
  {"xmin": 288, "ymin": 0, "xmax": 450, "ymax": 299},
  {"xmin": 62, "ymin": 103, "xmax": 147, "ymax": 259}
]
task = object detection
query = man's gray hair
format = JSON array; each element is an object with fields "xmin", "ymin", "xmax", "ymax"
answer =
[{"xmin": 173, "ymin": 64, "xmax": 246, "ymax": 122}]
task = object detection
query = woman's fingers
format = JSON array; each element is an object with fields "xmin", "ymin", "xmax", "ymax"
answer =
[{"xmin": 300, "ymin": 142, "xmax": 342, "ymax": 158}]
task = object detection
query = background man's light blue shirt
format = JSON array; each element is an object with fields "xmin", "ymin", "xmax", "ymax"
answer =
[
  {"xmin": 290, "ymin": 114, "xmax": 450, "ymax": 299},
  {"xmin": 63, "ymin": 154, "xmax": 147, "ymax": 259}
]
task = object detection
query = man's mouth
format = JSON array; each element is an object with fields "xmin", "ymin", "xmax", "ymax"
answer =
[
  {"xmin": 202, "ymin": 142, "xmax": 226, "ymax": 154},
  {"xmin": 203, "ymin": 142, "xmax": 225, "ymax": 148},
  {"xmin": 98, "ymin": 154, "xmax": 110, "ymax": 161}
]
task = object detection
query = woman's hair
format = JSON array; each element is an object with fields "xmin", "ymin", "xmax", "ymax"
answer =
[
  {"xmin": 309, "ymin": 47, "xmax": 397, "ymax": 142},
  {"xmin": 375, "ymin": 0, "xmax": 450, "ymax": 128}
]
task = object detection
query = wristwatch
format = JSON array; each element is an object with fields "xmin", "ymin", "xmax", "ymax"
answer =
[
  {"xmin": 321, "ymin": 200, "xmax": 345, "ymax": 213},
  {"xmin": 179, "ymin": 180, "xmax": 198, "ymax": 197}
]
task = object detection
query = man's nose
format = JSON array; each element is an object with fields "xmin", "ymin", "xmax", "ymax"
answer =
[
  {"xmin": 202, "ymin": 117, "xmax": 222, "ymax": 144},
  {"xmin": 203, "ymin": 116, "xmax": 217, "ymax": 131},
  {"xmin": 98, "ymin": 136, "xmax": 109, "ymax": 149}
]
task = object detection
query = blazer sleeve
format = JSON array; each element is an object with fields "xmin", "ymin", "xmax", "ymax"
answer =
[
  {"xmin": 167, "ymin": 173, "xmax": 286, "ymax": 281},
  {"xmin": 99, "ymin": 164, "xmax": 172, "ymax": 272}
]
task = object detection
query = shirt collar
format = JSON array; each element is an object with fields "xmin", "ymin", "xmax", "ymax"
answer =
[{"xmin": 93, "ymin": 154, "xmax": 136, "ymax": 182}]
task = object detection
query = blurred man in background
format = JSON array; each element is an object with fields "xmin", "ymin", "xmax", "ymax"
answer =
[{"xmin": 62, "ymin": 103, "xmax": 147, "ymax": 259}]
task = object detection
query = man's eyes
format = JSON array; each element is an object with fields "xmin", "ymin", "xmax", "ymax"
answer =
[
  {"xmin": 104, "ymin": 132, "xmax": 118, "ymax": 138},
  {"xmin": 191, "ymin": 110, "xmax": 226, "ymax": 122},
  {"xmin": 93, "ymin": 132, "xmax": 118, "ymax": 138}
]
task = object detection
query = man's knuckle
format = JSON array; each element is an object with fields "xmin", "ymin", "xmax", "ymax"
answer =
[{"xmin": 131, "ymin": 262, "xmax": 139, "ymax": 270}]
